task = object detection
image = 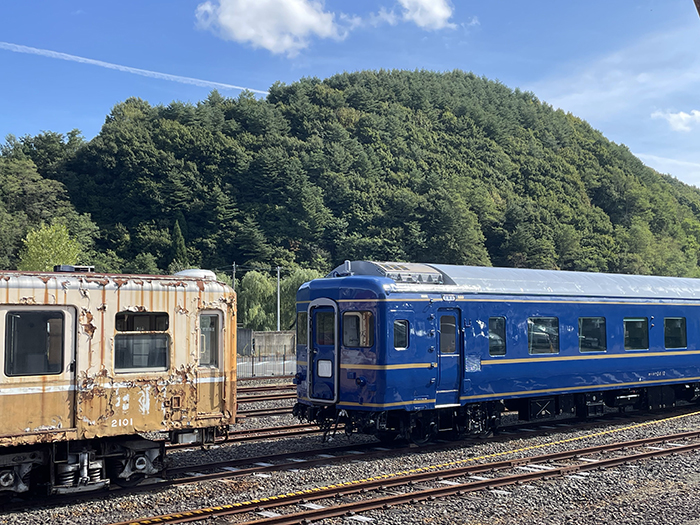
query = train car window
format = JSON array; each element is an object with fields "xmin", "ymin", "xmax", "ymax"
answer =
[
  {"xmin": 343, "ymin": 311, "xmax": 374, "ymax": 347},
  {"xmin": 394, "ymin": 320, "xmax": 409, "ymax": 350},
  {"xmin": 488, "ymin": 317, "xmax": 506, "ymax": 356},
  {"xmin": 5, "ymin": 311, "xmax": 64, "ymax": 376},
  {"xmin": 115, "ymin": 312, "xmax": 169, "ymax": 331},
  {"xmin": 316, "ymin": 312, "xmax": 335, "ymax": 346},
  {"xmin": 115, "ymin": 334, "xmax": 169, "ymax": 370},
  {"xmin": 624, "ymin": 318, "xmax": 649, "ymax": 350},
  {"xmin": 440, "ymin": 316, "xmax": 457, "ymax": 354},
  {"xmin": 199, "ymin": 314, "xmax": 219, "ymax": 367},
  {"xmin": 297, "ymin": 312, "xmax": 308, "ymax": 345},
  {"xmin": 664, "ymin": 317, "xmax": 687, "ymax": 349},
  {"xmin": 579, "ymin": 317, "xmax": 606, "ymax": 352},
  {"xmin": 528, "ymin": 317, "xmax": 559, "ymax": 354}
]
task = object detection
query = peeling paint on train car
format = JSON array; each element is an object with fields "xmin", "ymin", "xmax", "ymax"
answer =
[{"xmin": 0, "ymin": 270, "xmax": 236, "ymax": 446}]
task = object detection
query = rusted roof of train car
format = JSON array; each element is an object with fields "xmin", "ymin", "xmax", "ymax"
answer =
[{"xmin": 0, "ymin": 270, "xmax": 231, "ymax": 293}]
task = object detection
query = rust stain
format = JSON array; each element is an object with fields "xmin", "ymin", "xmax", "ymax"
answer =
[
  {"xmin": 38, "ymin": 275, "xmax": 52, "ymax": 284},
  {"xmin": 79, "ymin": 307, "xmax": 97, "ymax": 338},
  {"xmin": 163, "ymin": 281, "xmax": 189, "ymax": 288},
  {"xmin": 19, "ymin": 296, "xmax": 36, "ymax": 304},
  {"xmin": 85, "ymin": 278, "xmax": 109, "ymax": 286},
  {"xmin": 124, "ymin": 305, "xmax": 147, "ymax": 312}
]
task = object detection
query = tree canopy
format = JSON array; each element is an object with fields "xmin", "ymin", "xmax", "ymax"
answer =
[{"xmin": 4, "ymin": 70, "xmax": 700, "ymax": 318}]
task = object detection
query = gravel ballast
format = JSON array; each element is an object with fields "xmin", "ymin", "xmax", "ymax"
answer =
[{"xmin": 3, "ymin": 396, "xmax": 700, "ymax": 525}]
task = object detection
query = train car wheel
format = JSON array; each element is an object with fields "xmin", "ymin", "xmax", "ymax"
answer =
[{"xmin": 409, "ymin": 420, "xmax": 432, "ymax": 445}]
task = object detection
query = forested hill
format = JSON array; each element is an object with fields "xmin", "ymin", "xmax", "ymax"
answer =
[{"xmin": 4, "ymin": 69, "xmax": 700, "ymax": 277}]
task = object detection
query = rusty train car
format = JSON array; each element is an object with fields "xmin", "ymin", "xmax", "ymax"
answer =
[{"xmin": 0, "ymin": 266, "xmax": 236, "ymax": 495}]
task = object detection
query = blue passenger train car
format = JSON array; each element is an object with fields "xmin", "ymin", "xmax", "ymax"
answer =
[{"xmin": 293, "ymin": 261, "xmax": 700, "ymax": 442}]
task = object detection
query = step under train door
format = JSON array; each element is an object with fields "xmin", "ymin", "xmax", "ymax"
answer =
[{"xmin": 308, "ymin": 299, "xmax": 338, "ymax": 403}]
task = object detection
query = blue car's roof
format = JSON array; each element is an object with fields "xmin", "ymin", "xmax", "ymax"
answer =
[{"xmin": 327, "ymin": 261, "xmax": 700, "ymax": 300}]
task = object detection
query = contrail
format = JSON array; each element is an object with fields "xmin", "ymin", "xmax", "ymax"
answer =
[{"xmin": 0, "ymin": 41, "xmax": 269, "ymax": 95}]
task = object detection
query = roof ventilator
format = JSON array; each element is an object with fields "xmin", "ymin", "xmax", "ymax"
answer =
[{"xmin": 54, "ymin": 265, "xmax": 95, "ymax": 273}]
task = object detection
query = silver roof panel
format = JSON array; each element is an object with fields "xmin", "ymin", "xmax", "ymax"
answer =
[{"xmin": 329, "ymin": 261, "xmax": 700, "ymax": 299}]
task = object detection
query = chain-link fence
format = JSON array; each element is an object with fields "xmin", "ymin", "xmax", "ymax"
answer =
[{"xmin": 237, "ymin": 328, "xmax": 296, "ymax": 378}]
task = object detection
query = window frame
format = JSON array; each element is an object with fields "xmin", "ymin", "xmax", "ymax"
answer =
[
  {"xmin": 315, "ymin": 311, "xmax": 335, "ymax": 346},
  {"xmin": 199, "ymin": 311, "xmax": 222, "ymax": 368},
  {"xmin": 623, "ymin": 317, "xmax": 649, "ymax": 351},
  {"xmin": 527, "ymin": 317, "xmax": 560, "ymax": 355},
  {"xmin": 578, "ymin": 317, "xmax": 607, "ymax": 353},
  {"xmin": 297, "ymin": 311, "xmax": 308, "ymax": 346},
  {"xmin": 488, "ymin": 316, "xmax": 507, "ymax": 357},
  {"xmin": 664, "ymin": 317, "xmax": 687, "ymax": 349},
  {"xmin": 342, "ymin": 311, "xmax": 375, "ymax": 348},
  {"xmin": 114, "ymin": 310, "xmax": 170, "ymax": 373},
  {"xmin": 4, "ymin": 309, "xmax": 66, "ymax": 377},
  {"xmin": 439, "ymin": 315, "xmax": 457, "ymax": 354},
  {"xmin": 115, "ymin": 311, "xmax": 169, "ymax": 332},
  {"xmin": 114, "ymin": 333, "xmax": 170, "ymax": 372},
  {"xmin": 394, "ymin": 319, "xmax": 409, "ymax": 350}
]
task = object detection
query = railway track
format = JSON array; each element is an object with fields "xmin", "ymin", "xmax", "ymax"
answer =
[
  {"xmin": 236, "ymin": 405, "xmax": 294, "ymax": 418},
  {"xmin": 107, "ymin": 409, "xmax": 700, "ymax": 525},
  {"xmin": 235, "ymin": 381, "xmax": 296, "ymax": 417},
  {"xmin": 238, "ymin": 384, "xmax": 295, "ymax": 394}
]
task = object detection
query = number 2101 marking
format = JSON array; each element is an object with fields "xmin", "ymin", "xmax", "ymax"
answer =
[{"xmin": 111, "ymin": 418, "xmax": 133, "ymax": 427}]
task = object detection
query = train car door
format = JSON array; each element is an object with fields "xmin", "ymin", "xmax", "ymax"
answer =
[
  {"xmin": 308, "ymin": 299, "xmax": 338, "ymax": 403},
  {"xmin": 436, "ymin": 308, "xmax": 461, "ymax": 406},
  {"xmin": 196, "ymin": 310, "xmax": 225, "ymax": 418},
  {"xmin": 0, "ymin": 306, "xmax": 76, "ymax": 435}
]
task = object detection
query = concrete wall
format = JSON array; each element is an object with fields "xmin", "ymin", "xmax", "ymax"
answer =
[
  {"xmin": 252, "ymin": 330, "xmax": 296, "ymax": 356},
  {"xmin": 236, "ymin": 328, "xmax": 295, "ymax": 357}
]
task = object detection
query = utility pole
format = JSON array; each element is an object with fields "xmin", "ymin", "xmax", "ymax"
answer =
[
  {"xmin": 276, "ymin": 266, "xmax": 281, "ymax": 331},
  {"xmin": 232, "ymin": 262, "xmax": 236, "ymax": 291}
]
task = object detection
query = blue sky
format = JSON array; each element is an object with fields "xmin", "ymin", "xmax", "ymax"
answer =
[{"xmin": 1, "ymin": 1, "xmax": 700, "ymax": 185}]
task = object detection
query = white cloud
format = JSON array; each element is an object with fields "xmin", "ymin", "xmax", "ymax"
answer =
[
  {"xmin": 195, "ymin": 0, "xmax": 346, "ymax": 57},
  {"xmin": 635, "ymin": 152, "xmax": 700, "ymax": 187},
  {"xmin": 370, "ymin": 7, "xmax": 399, "ymax": 27},
  {"xmin": 397, "ymin": 0, "xmax": 456, "ymax": 30},
  {"xmin": 528, "ymin": 25, "xmax": 700, "ymax": 122},
  {"xmin": 652, "ymin": 109, "xmax": 700, "ymax": 132},
  {"xmin": 195, "ymin": 0, "xmax": 459, "ymax": 57},
  {"xmin": 0, "ymin": 41, "xmax": 268, "ymax": 94},
  {"xmin": 463, "ymin": 16, "xmax": 479, "ymax": 28}
]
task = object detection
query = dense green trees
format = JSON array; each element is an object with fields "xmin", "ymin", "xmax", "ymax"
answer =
[
  {"xmin": 4, "ymin": 69, "xmax": 700, "ymax": 329},
  {"xmin": 18, "ymin": 222, "xmax": 82, "ymax": 271},
  {"xmin": 0, "ymin": 155, "xmax": 97, "ymax": 270}
]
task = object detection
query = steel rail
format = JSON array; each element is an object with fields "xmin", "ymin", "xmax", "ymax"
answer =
[
  {"xmin": 238, "ymin": 384, "xmax": 295, "ymax": 394},
  {"xmin": 231, "ymin": 438, "xmax": 700, "ymax": 525},
  {"xmin": 237, "ymin": 392, "xmax": 296, "ymax": 402},
  {"xmin": 238, "ymin": 375, "xmax": 294, "ymax": 382},
  {"xmin": 110, "ymin": 427, "xmax": 700, "ymax": 525},
  {"xmin": 237, "ymin": 406, "xmax": 293, "ymax": 417}
]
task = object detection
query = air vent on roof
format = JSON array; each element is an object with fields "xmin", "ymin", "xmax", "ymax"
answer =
[
  {"xmin": 54, "ymin": 265, "xmax": 95, "ymax": 273},
  {"xmin": 174, "ymin": 269, "xmax": 217, "ymax": 280}
]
